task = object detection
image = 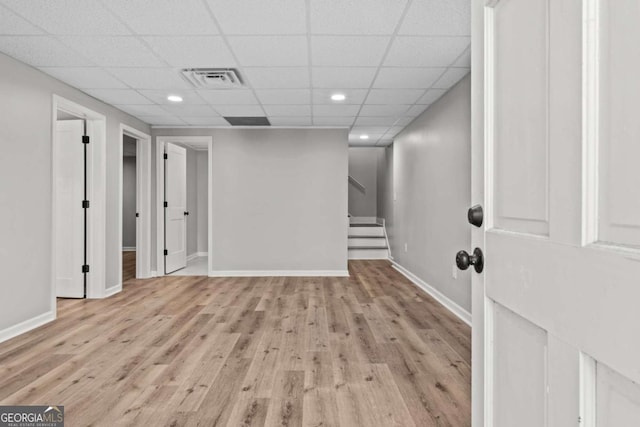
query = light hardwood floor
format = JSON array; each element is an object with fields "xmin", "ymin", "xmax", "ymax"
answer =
[
  {"xmin": 123, "ymin": 251, "xmax": 136, "ymax": 283},
  {"xmin": 0, "ymin": 260, "xmax": 471, "ymax": 426}
]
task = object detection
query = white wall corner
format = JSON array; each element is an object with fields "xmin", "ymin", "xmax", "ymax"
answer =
[
  {"xmin": 102, "ymin": 283, "xmax": 122, "ymax": 298},
  {"xmin": 391, "ymin": 260, "xmax": 472, "ymax": 326},
  {"xmin": 0, "ymin": 311, "xmax": 56, "ymax": 344}
]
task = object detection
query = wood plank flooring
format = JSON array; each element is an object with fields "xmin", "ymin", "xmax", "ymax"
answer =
[
  {"xmin": 123, "ymin": 251, "xmax": 136, "ymax": 283},
  {"xmin": 0, "ymin": 260, "xmax": 471, "ymax": 426}
]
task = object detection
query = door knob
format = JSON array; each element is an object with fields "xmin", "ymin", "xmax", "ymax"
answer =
[
  {"xmin": 467, "ymin": 205, "xmax": 483, "ymax": 227},
  {"xmin": 184, "ymin": 211, "xmax": 189, "ymax": 216},
  {"xmin": 456, "ymin": 248, "xmax": 484, "ymax": 273}
]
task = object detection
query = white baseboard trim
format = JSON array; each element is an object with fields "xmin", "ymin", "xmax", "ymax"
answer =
[
  {"xmin": 103, "ymin": 284, "xmax": 122, "ymax": 298},
  {"xmin": 151, "ymin": 270, "xmax": 158, "ymax": 277},
  {"xmin": 122, "ymin": 247, "xmax": 136, "ymax": 252},
  {"xmin": 391, "ymin": 261, "xmax": 471, "ymax": 326},
  {"xmin": 0, "ymin": 310, "xmax": 56, "ymax": 344},
  {"xmin": 187, "ymin": 252, "xmax": 208, "ymax": 262},
  {"xmin": 209, "ymin": 270, "xmax": 349, "ymax": 277}
]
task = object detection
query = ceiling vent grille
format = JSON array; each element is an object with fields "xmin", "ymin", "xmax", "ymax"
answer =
[{"xmin": 180, "ymin": 68, "xmax": 244, "ymax": 89}]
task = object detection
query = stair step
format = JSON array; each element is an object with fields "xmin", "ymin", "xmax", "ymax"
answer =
[
  {"xmin": 348, "ymin": 247, "xmax": 389, "ymax": 260},
  {"xmin": 349, "ymin": 223, "xmax": 383, "ymax": 227},
  {"xmin": 348, "ymin": 246, "xmax": 388, "ymax": 250}
]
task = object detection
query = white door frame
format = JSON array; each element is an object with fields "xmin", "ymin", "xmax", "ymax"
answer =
[
  {"xmin": 51, "ymin": 95, "xmax": 106, "ymax": 301},
  {"xmin": 118, "ymin": 124, "xmax": 152, "ymax": 281},
  {"xmin": 155, "ymin": 136, "xmax": 213, "ymax": 276}
]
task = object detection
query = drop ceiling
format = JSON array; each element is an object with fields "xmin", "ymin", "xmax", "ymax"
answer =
[{"xmin": 0, "ymin": 0, "xmax": 470, "ymax": 146}]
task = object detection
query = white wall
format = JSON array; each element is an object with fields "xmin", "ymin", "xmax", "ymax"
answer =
[
  {"xmin": 196, "ymin": 151, "xmax": 208, "ymax": 254},
  {"xmin": 0, "ymin": 52, "xmax": 150, "ymax": 338},
  {"xmin": 122, "ymin": 152, "xmax": 137, "ymax": 249},
  {"xmin": 348, "ymin": 147, "xmax": 380, "ymax": 218},
  {"xmin": 152, "ymin": 128, "xmax": 348, "ymax": 274},
  {"xmin": 378, "ymin": 75, "xmax": 472, "ymax": 313}
]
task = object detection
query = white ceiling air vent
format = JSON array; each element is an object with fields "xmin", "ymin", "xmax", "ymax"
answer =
[{"xmin": 180, "ymin": 68, "xmax": 244, "ymax": 89}]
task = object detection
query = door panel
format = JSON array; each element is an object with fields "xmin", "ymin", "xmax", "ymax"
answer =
[
  {"xmin": 492, "ymin": 0, "xmax": 549, "ymax": 236},
  {"xmin": 597, "ymin": 363, "xmax": 640, "ymax": 426},
  {"xmin": 55, "ymin": 120, "xmax": 85, "ymax": 298},
  {"xmin": 492, "ymin": 303, "xmax": 547, "ymax": 427},
  {"xmin": 598, "ymin": 0, "xmax": 640, "ymax": 248},
  {"xmin": 165, "ymin": 143, "xmax": 187, "ymax": 274},
  {"xmin": 478, "ymin": 0, "xmax": 640, "ymax": 425}
]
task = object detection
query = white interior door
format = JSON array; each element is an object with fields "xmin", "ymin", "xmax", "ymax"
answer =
[
  {"xmin": 54, "ymin": 120, "xmax": 85, "ymax": 298},
  {"xmin": 164, "ymin": 142, "xmax": 187, "ymax": 274},
  {"xmin": 472, "ymin": 0, "xmax": 640, "ymax": 425}
]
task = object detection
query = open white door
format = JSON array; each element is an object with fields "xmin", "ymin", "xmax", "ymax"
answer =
[
  {"xmin": 472, "ymin": 0, "xmax": 640, "ymax": 425},
  {"xmin": 164, "ymin": 142, "xmax": 187, "ymax": 274},
  {"xmin": 54, "ymin": 120, "xmax": 85, "ymax": 298}
]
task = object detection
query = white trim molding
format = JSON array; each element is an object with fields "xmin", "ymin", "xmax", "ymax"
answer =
[
  {"xmin": 391, "ymin": 260, "xmax": 472, "ymax": 326},
  {"xmin": 209, "ymin": 270, "xmax": 350, "ymax": 277},
  {"xmin": 0, "ymin": 311, "xmax": 55, "ymax": 344},
  {"xmin": 103, "ymin": 284, "xmax": 122, "ymax": 298},
  {"xmin": 187, "ymin": 252, "xmax": 208, "ymax": 262}
]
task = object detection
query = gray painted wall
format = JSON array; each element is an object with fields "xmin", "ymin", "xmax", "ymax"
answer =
[
  {"xmin": 0, "ymin": 52, "xmax": 150, "ymax": 334},
  {"xmin": 122, "ymin": 148, "xmax": 137, "ymax": 249},
  {"xmin": 378, "ymin": 75, "xmax": 472, "ymax": 313},
  {"xmin": 196, "ymin": 151, "xmax": 208, "ymax": 254},
  {"xmin": 186, "ymin": 148, "xmax": 198, "ymax": 257},
  {"xmin": 348, "ymin": 147, "xmax": 380, "ymax": 218},
  {"xmin": 151, "ymin": 128, "xmax": 348, "ymax": 273}
]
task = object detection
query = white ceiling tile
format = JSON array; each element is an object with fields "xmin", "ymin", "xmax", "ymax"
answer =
[
  {"xmin": 365, "ymin": 89, "xmax": 424, "ymax": 105},
  {"xmin": 207, "ymin": 0, "xmax": 306, "ymax": 35},
  {"xmin": 268, "ymin": 117, "xmax": 313, "ymax": 126},
  {"xmin": 197, "ymin": 89, "xmax": 258, "ymax": 105},
  {"xmin": 384, "ymin": 37, "xmax": 470, "ymax": 67},
  {"xmin": 213, "ymin": 105, "xmax": 265, "ymax": 116},
  {"xmin": 417, "ymin": 88, "xmax": 447, "ymax": 104},
  {"xmin": 310, "ymin": 0, "xmax": 407, "ymax": 35},
  {"xmin": 0, "ymin": 36, "xmax": 93, "ymax": 66},
  {"xmin": 138, "ymin": 115, "xmax": 186, "ymax": 125},
  {"xmin": 395, "ymin": 116, "xmax": 415, "ymax": 126},
  {"xmin": 161, "ymin": 104, "xmax": 218, "ymax": 116},
  {"xmin": 383, "ymin": 125, "xmax": 406, "ymax": 137},
  {"xmin": 255, "ymin": 89, "xmax": 310, "ymax": 105},
  {"xmin": 376, "ymin": 138, "xmax": 393, "ymax": 146},
  {"xmin": 40, "ymin": 67, "xmax": 127, "ymax": 89},
  {"xmin": 143, "ymin": 36, "xmax": 235, "ymax": 68},
  {"xmin": 354, "ymin": 116, "xmax": 398, "ymax": 126},
  {"xmin": 311, "ymin": 67, "xmax": 377, "ymax": 89},
  {"xmin": 181, "ymin": 116, "xmax": 229, "ymax": 126},
  {"xmin": 311, "ymin": 36, "xmax": 389, "ymax": 67},
  {"xmin": 1, "ymin": 0, "xmax": 130, "ymax": 35},
  {"xmin": 406, "ymin": 105, "xmax": 428, "ymax": 116},
  {"xmin": 0, "ymin": 5, "xmax": 43, "ymax": 34},
  {"xmin": 351, "ymin": 126, "xmax": 390, "ymax": 135},
  {"xmin": 242, "ymin": 67, "xmax": 309, "ymax": 89},
  {"xmin": 114, "ymin": 104, "xmax": 169, "ymax": 116},
  {"xmin": 106, "ymin": 67, "xmax": 189, "ymax": 90},
  {"xmin": 105, "ymin": 0, "xmax": 219, "ymax": 35},
  {"xmin": 262, "ymin": 105, "xmax": 311, "ymax": 116},
  {"xmin": 359, "ymin": 104, "xmax": 410, "ymax": 117},
  {"xmin": 138, "ymin": 90, "xmax": 207, "ymax": 105},
  {"xmin": 313, "ymin": 104, "xmax": 361, "ymax": 117},
  {"xmin": 312, "ymin": 89, "xmax": 368, "ymax": 105},
  {"xmin": 433, "ymin": 67, "xmax": 469, "ymax": 89},
  {"xmin": 59, "ymin": 36, "xmax": 164, "ymax": 67},
  {"xmin": 228, "ymin": 36, "xmax": 307, "ymax": 66},
  {"xmin": 399, "ymin": 0, "xmax": 470, "ymax": 36},
  {"xmin": 85, "ymin": 89, "xmax": 153, "ymax": 105},
  {"xmin": 313, "ymin": 117, "xmax": 355, "ymax": 126},
  {"xmin": 453, "ymin": 47, "xmax": 471, "ymax": 67},
  {"xmin": 349, "ymin": 133, "xmax": 384, "ymax": 142},
  {"xmin": 373, "ymin": 67, "xmax": 445, "ymax": 89}
]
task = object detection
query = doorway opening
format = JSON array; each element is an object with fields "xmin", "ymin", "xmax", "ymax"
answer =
[
  {"xmin": 156, "ymin": 136, "xmax": 212, "ymax": 276},
  {"xmin": 52, "ymin": 96, "xmax": 106, "ymax": 301},
  {"xmin": 119, "ymin": 125, "xmax": 152, "ymax": 285}
]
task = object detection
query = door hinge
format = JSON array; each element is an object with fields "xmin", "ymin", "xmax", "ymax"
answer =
[
  {"xmin": 136, "ymin": 212, "xmax": 139, "ymax": 218},
  {"xmin": 82, "ymin": 264, "xmax": 90, "ymax": 273},
  {"xmin": 164, "ymin": 201, "xmax": 168, "ymax": 208},
  {"xmin": 164, "ymin": 249, "xmax": 168, "ymax": 256},
  {"xmin": 164, "ymin": 153, "xmax": 168, "ymax": 159},
  {"xmin": 82, "ymin": 135, "xmax": 90, "ymax": 144},
  {"xmin": 82, "ymin": 200, "xmax": 90, "ymax": 209}
]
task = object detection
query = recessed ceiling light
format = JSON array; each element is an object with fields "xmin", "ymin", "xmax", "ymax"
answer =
[
  {"xmin": 360, "ymin": 134, "xmax": 369, "ymax": 140},
  {"xmin": 331, "ymin": 93, "xmax": 346, "ymax": 102},
  {"xmin": 167, "ymin": 95, "xmax": 183, "ymax": 103}
]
